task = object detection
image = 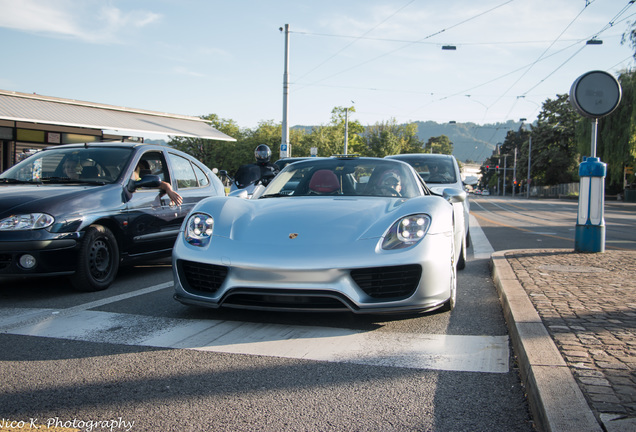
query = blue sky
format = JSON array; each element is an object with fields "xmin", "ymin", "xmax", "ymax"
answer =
[{"xmin": 0, "ymin": 0, "xmax": 634, "ymax": 132}]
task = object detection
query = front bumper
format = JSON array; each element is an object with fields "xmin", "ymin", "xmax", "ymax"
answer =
[
  {"xmin": 172, "ymin": 233, "xmax": 454, "ymax": 314},
  {"xmin": 0, "ymin": 234, "xmax": 81, "ymax": 276}
]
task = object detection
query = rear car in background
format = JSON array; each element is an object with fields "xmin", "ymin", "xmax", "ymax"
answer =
[{"xmin": 386, "ymin": 154, "xmax": 477, "ymax": 269}]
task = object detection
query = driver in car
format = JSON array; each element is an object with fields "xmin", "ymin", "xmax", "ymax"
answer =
[
  {"xmin": 380, "ymin": 171, "xmax": 402, "ymax": 197},
  {"xmin": 62, "ymin": 158, "xmax": 81, "ymax": 179}
]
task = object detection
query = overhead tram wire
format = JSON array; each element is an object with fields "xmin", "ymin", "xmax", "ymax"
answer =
[
  {"xmin": 519, "ymin": 2, "xmax": 636, "ymax": 98},
  {"xmin": 290, "ymin": 32, "xmax": 588, "ymax": 47},
  {"xmin": 409, "ymin": 0, "xmax": 635, "ymax": 122},
  {"xmin": 291, "ymin": 0, "xmax": 516, "ymax": 93},
  {"xmin": 293, "ymin": 0, "xmax": 416, "ymax": 84},
  {"xmin": 486, "ymin": 0, "xmax": 593, "ymax": 110},
  {"xmin": 405, "ymin": 38, "xmax": 588, "ymax": 118}
]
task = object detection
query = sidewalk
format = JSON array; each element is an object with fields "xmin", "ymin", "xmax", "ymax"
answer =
[{"xmin": 491, "ymin": 249, "xmax": 636, "ymax": 432}]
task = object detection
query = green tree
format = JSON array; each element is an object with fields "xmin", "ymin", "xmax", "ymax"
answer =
[
  {"xmin": 528, "ymin": 94, "xmax": 580, "ymax": 185},
  {"xmin": 424, "ymin": 135, "xmax": 453, "ymax": 155},
  {"xmin": 589, "ymin": 70, "xmax": 636, "ymax": 189},
  {"xmin": 169, "ymin": 113, "xmax": 243, "ymax": 172},
  {"xmin": 299, "ymin": 106, "xmax": 364, "ymax": 157},
  {"xmin": 363, "ymin": 119, "xmax": 425, "ymax": 157}
]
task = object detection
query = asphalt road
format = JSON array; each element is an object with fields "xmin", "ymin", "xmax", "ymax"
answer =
[
  {"xmin": 471, "ymin": 195, "xmax": 636, "ymax": 252},
  {"xmin": 5, "ymin": 198, "xmax": 605, "ymax": 431}
]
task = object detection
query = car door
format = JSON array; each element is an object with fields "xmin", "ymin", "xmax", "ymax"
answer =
[
  {"xmin": 125, "ymin": 150, "xmax": 181, "ymax": 256},
  {"xmin": 166, "ymin": 152, "xmax": 217, "ymax": 223}
]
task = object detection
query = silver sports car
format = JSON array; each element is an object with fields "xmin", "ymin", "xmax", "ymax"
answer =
[{"xmin": 173, "ymin": 156, "xmax": 467, "ymax": 314}]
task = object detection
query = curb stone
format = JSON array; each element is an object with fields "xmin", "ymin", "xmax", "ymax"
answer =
[{"xmin": 491, "ymin": 250, "xmax": 602, "ymax": 432}]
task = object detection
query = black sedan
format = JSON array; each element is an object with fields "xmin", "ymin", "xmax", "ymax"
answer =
[{"xmin": 0, "ymin": 142, "xmax": 225, "ymax": 291}]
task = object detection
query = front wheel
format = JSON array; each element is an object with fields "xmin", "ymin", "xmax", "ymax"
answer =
[
  {"xmin": 456, "ymin": 233, "xmax": 466, "ymax": 270},
  {"xmin": 440, "ymin": 239, "xmax": 457, "ymax": 312},
  {"xmin": 70, "ymin": 225, "xmax": 120, "ymax": 292}
]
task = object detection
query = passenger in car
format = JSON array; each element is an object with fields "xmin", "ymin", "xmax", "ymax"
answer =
[{"xmin": 133, "ymin": 160, "xmax": 183, "ymax": 206}]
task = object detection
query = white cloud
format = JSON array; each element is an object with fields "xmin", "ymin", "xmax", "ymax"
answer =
[
  {"xmin": 173, "ymin": 66, "xmax": 206, "ymax": 78},
  {"xmin": 0, "ymin": 0, "xmax": 161, "ymax": 43}
]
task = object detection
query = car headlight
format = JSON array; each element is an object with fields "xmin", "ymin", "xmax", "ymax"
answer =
[
  {"xmin": 382, "ymin": 214, "xmax": 431, "ymax": 250},
  {"xmin": 185, "ymin": 213, "xmax": 214, "ymax": 247},
  {"xmin": 0, "ymin": 213, "xmax": 55, "ymax": 231}
]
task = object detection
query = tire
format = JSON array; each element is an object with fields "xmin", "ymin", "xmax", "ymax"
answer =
[
  {"xmin": 441, "ymin": 240, "xmax": 457, "ymax": 312},
  {"xmin": 456, "ymin": 233, "xmax": 467, "ymax": 270},
  {"xmin": 70, "ymin": 224, "xmax": 119, "ymax": 292}
]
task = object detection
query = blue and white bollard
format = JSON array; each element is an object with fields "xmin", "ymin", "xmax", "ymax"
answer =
[{"xmin": 575, "ymin": 157, "xmax": 606, "ymax": 252}]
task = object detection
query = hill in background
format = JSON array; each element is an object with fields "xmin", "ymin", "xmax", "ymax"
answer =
[
  {"xmin": 293, "ymin": 120, "xmax": 523, "ymax": 163},
  {"xmin": 414, "ymin": 120, "xmax": 523, "ymax": 163},
  {"xmin": 147, "ymin": 120, "xmax": 524, "ymax": 164}
]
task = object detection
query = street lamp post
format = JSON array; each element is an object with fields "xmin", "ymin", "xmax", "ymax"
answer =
[
  {"xmin": 526, "ymin": 135, "xmax": 532, "ymax": 198},
  {"xmin": 512, "ymin": 147, "xmax": 517, "ymax": 197},
  {"xmin": 280, "ymin": 24, "xmax": 291, "ymax": 158},
  {"xmin": 502, "ymin": 155, "xmax": 507, "ymax": 197},
  {"xmin": 344, "ymin": 107, "xmax": 349, "ymax": 155},
  {"xmin": 519, "ymin": 118, "xmax": 532, "ymax": 198}
]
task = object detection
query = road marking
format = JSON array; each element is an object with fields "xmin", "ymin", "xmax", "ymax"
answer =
[
  {"xmin": 0, "ymin": 307, "xmax": 509, "ymax": 374},
  {"xmin": 469, "ymin": 214, "xmax": 494, "ymax": 260},
  {"xmin": 66, "ymin": 281, "xmax": 173, "ymax": 313}
]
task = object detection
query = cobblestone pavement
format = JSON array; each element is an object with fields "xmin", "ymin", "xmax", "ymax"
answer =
[{"xmin": 504, "ymin": 249, "xmax": 636, "ymax": 427}]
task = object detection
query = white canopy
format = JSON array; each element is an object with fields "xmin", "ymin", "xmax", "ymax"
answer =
[{"xmin": 0, "ymin": 90, "xmax": 236, "ymax": 141}]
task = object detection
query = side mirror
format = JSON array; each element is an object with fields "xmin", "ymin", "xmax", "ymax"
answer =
[
  {"xmin": 442, "ymin": 187, "xmax": 467, "ymax": 203},
  {"xmin": 128, "ymin": 175, "xmax": 161, "ymax": 192},
  {"xmin": 229, "ymin": 189, "xmax": 249, "ymax": 199}
]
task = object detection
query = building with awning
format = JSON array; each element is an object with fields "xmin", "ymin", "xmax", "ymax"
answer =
[{"xmin": 0, "ymin": 89, "xmax": 235, "ymax": 172}]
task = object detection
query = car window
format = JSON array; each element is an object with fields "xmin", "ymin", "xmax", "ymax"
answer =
[
  {"xmin": 262, "ymin": 159, "xmax": 420, "ymax": 198},
  {"xmin": 169, "ymin": 153, "xmax": 200, "ymax": 189},
  {"xmin": 1, "ymin": 147, "xmax": 132, "ymax": 183},
  {"xmin": 192, "ymin": 163, "xmax": 210, "ymax": 187},
  {"xmin": 392, "ymin": 156, "xmax": 457, "ymax": 184},
  {"xmin": 137, "ymin": 151, "xmax": 168, "ymax": 184}
]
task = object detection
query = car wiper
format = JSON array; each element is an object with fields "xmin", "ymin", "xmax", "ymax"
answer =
[
  {"xmin": 40, "ymin": 176, "xmax": 76, "ymax": 183},
  {"xmin": 0, "ymin": 178, "xmax": 42, "ymax": 184},
  {"xmin": 40, "ymin": 177, "xmax": 106, "ymax": 185},
  {"xmin": 259, "ymin": 192, "xmax": 292, "ymax": 198}
]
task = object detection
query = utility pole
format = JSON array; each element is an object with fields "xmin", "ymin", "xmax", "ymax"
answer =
[
  {"xmin": 497, "ymin": 161, "xmax": 501, "ymax": 195},
  {"xmin": 344, "ymin": 107, "xmax": 349, "ymax": 155},
  {"xmin": 512, "ymin": 146, "xmax": 517, "ymax": 197},
  {"xmin": 280, "ymin": 24, "xmax": 290, "ymax": 158},
  {"xmin": 526, "ymin": 136, "xmax": 532, "ymax": 198},
  {"xmin": 503, "ymin": 155, "xmax": 507, "ymax": 197},
  {"xmin": 520, "ymin": 118, "xmax": 532, "ymax": 199}
]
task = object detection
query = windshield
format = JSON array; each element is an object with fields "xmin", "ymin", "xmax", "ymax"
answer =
[
  {"xmin": 261, "ymin": 158, "xmax": 421, "ymax": 198},
  {"xmin": 0, "ymin": 147, "xmax": 134, "ymax": 184},
  {"xmin": 234, "ymin": 164, "xmax": 262, "ymax": 188},
  {"xmin": 390, "ymin": 155, "xmax": 457, "ymax": 184}
]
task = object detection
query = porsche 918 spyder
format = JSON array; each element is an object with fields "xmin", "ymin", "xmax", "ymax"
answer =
[{"xmin": 173, "ymin": 156, "xmax": 466, "ymax": 314}]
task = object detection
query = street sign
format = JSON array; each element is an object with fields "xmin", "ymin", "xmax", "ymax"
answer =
[{"xmin": 570, "ymin": 70, "xmax": 621, "ymax": 119}]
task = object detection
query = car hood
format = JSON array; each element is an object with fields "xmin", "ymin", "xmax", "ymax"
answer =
[
  {"xmin": 214, "ymin": 197, "xmax": 405, "ymax": 244},
  {"xmin": 0, "ymin": 184, "xmax": 119, "ymax": 218},
  {"xmin": 206, "ymin": 196, "xmax": 445, "ymax": 244}
]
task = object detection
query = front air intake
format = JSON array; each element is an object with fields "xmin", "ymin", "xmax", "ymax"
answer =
[
  {"xmin": 178, "ymin": 260, "xmax": 228, "ymax": 294},
  {"xmin": 351, "ymin": 264, "xmax": 422, "ymax": 299}
]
